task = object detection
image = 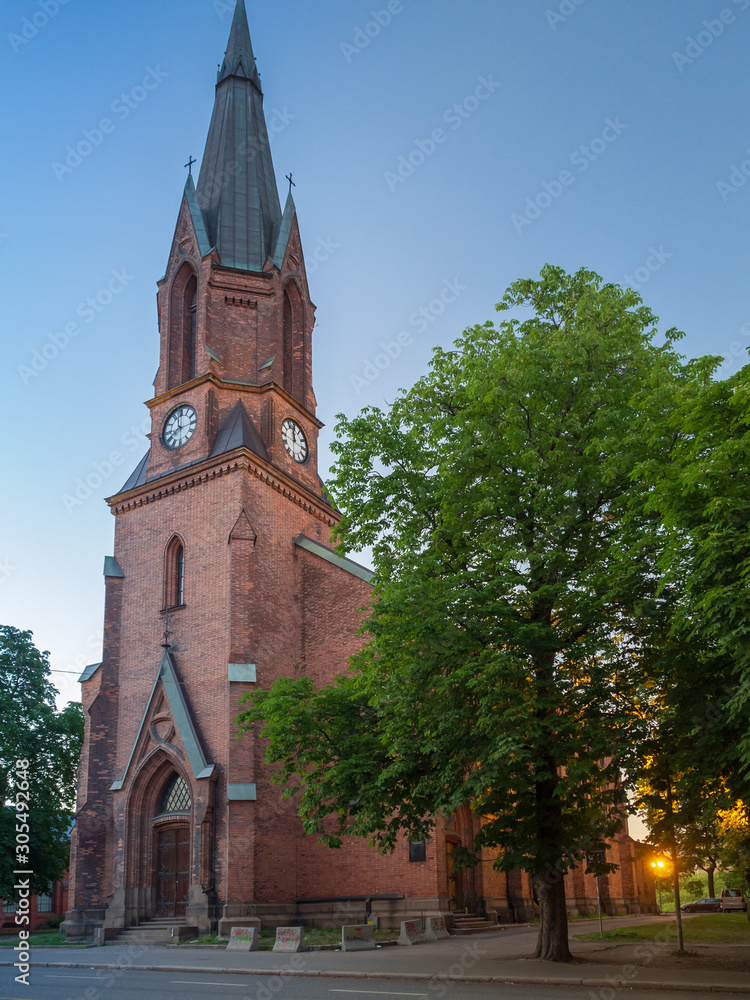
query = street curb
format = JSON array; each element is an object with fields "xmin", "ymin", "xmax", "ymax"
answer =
[{"xmin": 3, "ymin": 962, "xmax": 750, "ymax": 993}]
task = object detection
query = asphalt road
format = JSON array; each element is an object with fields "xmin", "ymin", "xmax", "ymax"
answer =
[{"xmin": 1, "ymin": 968, "xmax": 748, "ymax": 1000}]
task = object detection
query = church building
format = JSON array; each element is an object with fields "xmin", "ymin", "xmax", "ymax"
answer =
[{"xmin": 63, "ymin": 2, "xmax": 654, "ymax": 942}]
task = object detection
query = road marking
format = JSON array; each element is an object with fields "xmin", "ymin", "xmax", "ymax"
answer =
[
  {"xmin": 45, "ymin": 974, "xmax": 100, "ymax": 979},
  {"xmin": 329, "ymin": 992, "xmax": 428, "ymax": 997},
  {"xmin": 171, "ymin": 983, "xmax": 246, "ymax": 987}
]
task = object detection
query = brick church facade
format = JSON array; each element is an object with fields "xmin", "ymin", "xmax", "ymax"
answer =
[{"xmin": 63, "ymin": 2, "xmax": 655, "ymax": 942}]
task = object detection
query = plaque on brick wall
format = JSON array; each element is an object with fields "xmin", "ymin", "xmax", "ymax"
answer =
[{"xmin": 409, "ymin": 840, "xmax": 426, "ymax": 862}]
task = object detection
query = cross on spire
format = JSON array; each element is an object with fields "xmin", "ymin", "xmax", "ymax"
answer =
[
  {"xmin": 286, "ymin": 172, "xmax": 296, "ymax": 195},
  {"xmin": 185, "ymin": 156, "xmax": 197, "ymax": 176}
]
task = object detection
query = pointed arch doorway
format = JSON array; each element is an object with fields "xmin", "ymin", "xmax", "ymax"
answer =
[
  {"xmin": 153, "ymin": 773, "xmax": 192, "ymax": 918},
  {"xmin": 446, "ymin": 835, "xmax": 464, "ymax": 911}
]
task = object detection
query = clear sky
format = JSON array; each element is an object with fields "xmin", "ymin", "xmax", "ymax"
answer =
[{"xmin": 2, "ymin": 0, "xmax": 749, "ymax": 736}]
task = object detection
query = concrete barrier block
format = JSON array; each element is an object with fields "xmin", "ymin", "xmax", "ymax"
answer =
[
  {"xmin": 397, "ymin": 919, "xmax": 428, "ymax": 945},
  {"xmin": 426, "ymin": 916, "xmax": 450, "ymax": 940},
  {"xmin": 227, "ymin": 927, "xmax": 259, "ymax": 951},
  {"xmin": 273, "ymin": 926, "xmax": 307, "ymax": 952},
  {"xmin": 341, "ymin": 924, "xmax": 376, "ymax": 951}
]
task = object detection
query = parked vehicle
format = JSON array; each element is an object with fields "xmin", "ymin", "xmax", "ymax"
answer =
[
  {"xmin": 680, "ymin": 897, "xmax": 721, "ymax": 913},
  {"xmin": 720, "ymin": 889, "xmax": 747, "ymax": 912}
]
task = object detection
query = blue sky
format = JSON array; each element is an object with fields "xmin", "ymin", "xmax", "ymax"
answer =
[{"xmin": 1, "ymin": 0, "xmax": 749, "ymax": 719}]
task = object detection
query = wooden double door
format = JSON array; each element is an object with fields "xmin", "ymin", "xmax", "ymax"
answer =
[
  {"xmin": 156, "ymin": 826, "xmax": 190, "ymax": 918},
  {"xmin": 446, "ymin": 837, "xmax": 464, "ymax": 911}
]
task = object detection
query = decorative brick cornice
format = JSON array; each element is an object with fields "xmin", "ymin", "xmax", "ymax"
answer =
[
  {"xmin": 146, "ymin": 373, "xmax": 323, "ymax": 429},
  {"xmin": 108, "ymin": 449, "xmax": 340, "ymax": 526}
]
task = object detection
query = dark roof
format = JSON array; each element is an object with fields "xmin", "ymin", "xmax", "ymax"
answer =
[
  {"xmin": 271, "ymin": 192, "xmax": 297, "ymax": 269},
  {"xmin": 120, "ymin": 451, "xmax": 150, "ymax": 492},
  {"xmin": 318, "ymin": 476, "xmax": 336, "ymax": 508},
  {"xmin": 294, "ymin": 535, "xmax": 374, "ymax": 584},
  {"xmin": 184, "ymin": 174, "xmax": 212, "ymax": 257},
  {"xmin": 111, "ymin": 647, "xmax": 215, "ymax": 791},
  {"xmin": 195, "ymin": 0, "xmax": 283, "ymax": 272},
  {"xmin": 79, "ymin": 661, "xmax": 102, "ymax": 683},
  {"xmin": 217, "ymin": 0, "xmax": 260, "ymax": 87},
  {"xmin": 103, "ymin": 556, "xmax": 125, "ymax": 578},
  {"xmin": 210, "ymin": 400, "xmax": 269, "ymax": 461}
]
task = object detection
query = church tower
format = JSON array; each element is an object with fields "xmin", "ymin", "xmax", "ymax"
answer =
[
  {"xmin": 62, "ymin": 5, "xmax": 658, "ymax": 940},
  {"xmin": 61, "ymin": 2, "xmax": 399, "ymax": 940}
]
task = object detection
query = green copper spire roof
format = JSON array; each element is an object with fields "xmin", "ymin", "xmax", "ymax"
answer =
[
  {"xmin": 184, "ymin": 174, "xmax": 212, "ymax": 257},
  {"xmin": 196, "ymin": 0, "xmax": 283, "ymax": 272},
  {"xmin": 217, "ymin": 0, "xmax": 260, "ymax": 88}
]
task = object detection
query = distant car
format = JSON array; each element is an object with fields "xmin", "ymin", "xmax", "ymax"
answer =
[
  {"xmin": 720, "ymin": 889, "xmax": 747, "ymax": 912},
  {"xmin": 680, "ymin": 897, "xmax": 721, "ymax": 913}
]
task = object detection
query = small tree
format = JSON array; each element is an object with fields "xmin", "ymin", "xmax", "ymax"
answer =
[
  {"xmin": 0, "ymin": 626, "xmax": 84, "ymax": 898},
  {"xmin": 239, "ymin": 266, "xmax": 706, "ymax": 962}
]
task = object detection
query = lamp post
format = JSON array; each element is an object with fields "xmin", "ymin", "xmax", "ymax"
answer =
[{"xmin": 651, "ymin": 858, "xmax": 671, "ymax": 914}]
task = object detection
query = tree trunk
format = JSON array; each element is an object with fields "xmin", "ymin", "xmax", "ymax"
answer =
[
  {"xmin": 529, "ymin": 642, "xmax": 572, "ymax": 963},
  {"xmin": 533, "ymin": 873, "xmax": 573, "ymax": 962},
  {"xmin": 706, "ymin": 864, "xmax": 715, "ymax": 899}
]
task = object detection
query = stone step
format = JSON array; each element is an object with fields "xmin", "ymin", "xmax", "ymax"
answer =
[
  {"xmin": 450, "ymin": 914, "xmax": 499, "ymax": 935},
  {"xmin": 111, "ymin": 923, "xmax": 198, "ymax": 944},
  {"xmin": 453, "ymin": 926, "xmax": 499, "ymax": 933}
]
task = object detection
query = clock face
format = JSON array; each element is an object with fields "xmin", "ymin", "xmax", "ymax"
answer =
[
  {"xmin": 163, "ymin": 406, "xmax": 198, "ymax": 450},
  {"xmin": 281, "ymin": 418, "xmax": 309, "ymax": 464}
]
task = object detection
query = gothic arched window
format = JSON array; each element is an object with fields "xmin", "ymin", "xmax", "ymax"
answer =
[
  {"xmin": 167, "ymin": 265, "xmax": 198, "ymax": 390},
  {"xmin": 157, "ymin": 773, "xmax": 191, "ymax": 816},
  {"xmin": 282, "ymin": 283, "xmax": 305, "ymax": 404},
  {"xmin": 165, "ymin": 536, "xmax": 185, "ymax": 609}
]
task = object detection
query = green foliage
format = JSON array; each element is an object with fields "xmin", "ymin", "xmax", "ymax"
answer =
[
  {"xmin": 239, "ymin": 267, "xmax": 707, "ymax": 907},
  {"xmin": 0, "ymin": 626, "xmax": 84, "ymax": 898},
  {"xmin": 645, "ymin": 365, "xmax": 750, "ymax": 787},
  {"xmin": 631, "ymin": 356, "xmax": 750, "ymax": 900}
]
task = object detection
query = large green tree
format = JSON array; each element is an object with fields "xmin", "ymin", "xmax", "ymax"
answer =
[
  {"xmin": 0, "ymin": 626, "xmax": 84, "ymax": 898},
  {"xmin": 641, "ymin": 363, "xmax": 750, "ymax": 908},
  {"xmin": 651, "ymin": 367, "xmax": 750, "ymax": 780},
  {"xmin": 239, "ymin": 267, "xmax": 708, "ymax": 962}
]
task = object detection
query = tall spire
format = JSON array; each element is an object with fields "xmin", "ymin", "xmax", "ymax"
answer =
[
  {"xmin": 196, "ymin": 0, "xmax": 282, "ymax": 272},
  {"xmin": 218, "ymin": 0, "xmax": 260, "ymax": 87}
]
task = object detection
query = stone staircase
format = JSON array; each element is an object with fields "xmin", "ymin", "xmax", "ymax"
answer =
[
  {"xmin": 451, "ymin": 912, "xmax": 499, "ymax": 935},
  {"xmin": 111, "ymin": 917, "xmax": 199, "ymax": 945}
]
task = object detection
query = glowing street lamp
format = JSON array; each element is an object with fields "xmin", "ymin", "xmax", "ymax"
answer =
[{"xmin": 650, "ymin": 856, "xmax": 673, "ymax": 912}]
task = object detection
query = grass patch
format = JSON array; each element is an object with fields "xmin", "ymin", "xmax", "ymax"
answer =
[
  {"xmin": 178, "ymin": 927, "xmax": 398, "ymax": 949},
  {"xmin": 0, "ymin": 932, "xmax": 83, "ymax": 947},
  {"xmin": 576, "ymin": 913, "xmax": 750, "ymax": 945}
]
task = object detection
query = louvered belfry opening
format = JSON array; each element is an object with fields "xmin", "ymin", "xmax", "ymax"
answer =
[{"xmin": 167, "ymin": 264, "xmax": 198, "ymax": 390}]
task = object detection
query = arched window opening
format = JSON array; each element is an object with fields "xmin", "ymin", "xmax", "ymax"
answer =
[
  {"xmin": 167, "ymin": 266, "xmax": 198, "ymax": 390},
  {"xmin": 156, "ymin": 773, "xmax": 191, "ymax": 816},
  {"xmin": 180, "ymin": 276, "xmax": 198, "ymax": 385},
  {"xmin": 165, "ymin": 537, "xmax": 185, "ymax": 609},
  {"xmin": 282, "ymin": 284, "xmax": 305, "ymax": 404},
  {"xmin": 283, "ymin": 290, "xmax": 293, "ymax": 395}
]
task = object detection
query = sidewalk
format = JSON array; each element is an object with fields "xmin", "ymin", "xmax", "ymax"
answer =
[{"xmin": 3, "ymin": 920, "xmax": 750, "ymax": 995}]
